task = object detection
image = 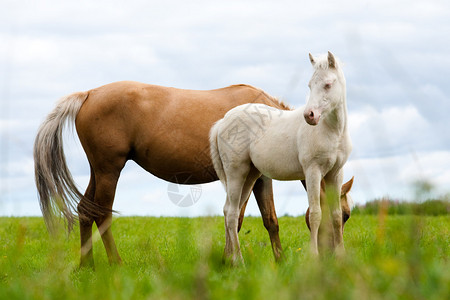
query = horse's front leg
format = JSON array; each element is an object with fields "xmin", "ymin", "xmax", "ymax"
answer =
[
  {"xmin": 324, "ymin": 170, "xmax": 345, "ymax": 255},
  {"xmin": 305, "ymin": 170, "xmax": 322, "ymax": 256}
]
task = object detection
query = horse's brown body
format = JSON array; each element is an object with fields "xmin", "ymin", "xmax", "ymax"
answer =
[
  {"xmin": 35, "ymin": 81, "xmax": 290, "ymax": 267},
  {"xmin": 76, "ymin": 82, "xmax": 285, "ymax": 184}
]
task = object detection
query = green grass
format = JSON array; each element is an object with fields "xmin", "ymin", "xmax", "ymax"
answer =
[{"xmin": 0, "ymin": 215, "xmax": 449, "ymax": 299}]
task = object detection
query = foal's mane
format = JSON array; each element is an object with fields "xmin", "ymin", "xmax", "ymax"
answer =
[{"xmin": 230, "ymin": 84, "xmax": 293, "ymax": 111}]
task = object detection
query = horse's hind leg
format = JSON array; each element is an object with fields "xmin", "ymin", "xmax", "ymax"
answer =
[
  {"xmin": 237, "ymin": 169, "xmax": 261, "ymax": 232},
  {"xmin": 253, "ymin": 176, "xmax": 283, "ymax": 261},
  {"xmin": 237, "ymin": 200, "xmax": 248, "ymax": 233},
  {"xmin": 223, "ymin": 166, "xmax": 257, "ymax": 265},
  {"xmin": 78, "ymin": 167, "xmax": 96, "ymax": 268},
  {"xmin": 93, "ymin": 169, "xmax": 123, "ymax": 265},
  {"xmin": 237, "ymin": 175, "xmax": 284, "ymax": 262}
]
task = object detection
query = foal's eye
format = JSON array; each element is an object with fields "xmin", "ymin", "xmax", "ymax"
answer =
[{"xmin": 324, "ymin": 83, "xmax": 331, "ymax": 90}]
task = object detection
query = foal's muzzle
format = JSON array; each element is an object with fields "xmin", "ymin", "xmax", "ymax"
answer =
[{"xmin": 304, "ymin": 109, "xmax": 321, "ymax": 126}]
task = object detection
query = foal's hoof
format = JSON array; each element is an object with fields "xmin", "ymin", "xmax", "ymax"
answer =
[
  {"xmin": 334, "ymin": 244, "xmax": 346, "ymax": 258},
  {"xmin": 309, "ymin": 244, "xmax": 320, "ymax": 256},
  {"xmin": 222, "ymin": 255, "xmax": 245, "ymax": 267}
]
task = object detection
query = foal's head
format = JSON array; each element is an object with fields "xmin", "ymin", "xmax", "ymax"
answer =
[{"xmin": 304, "ymin": 51, "xmax": 346, "ymax": 126}]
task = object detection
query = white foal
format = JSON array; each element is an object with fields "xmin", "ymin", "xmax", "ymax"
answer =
[{"xmin": 210, "ymin": 52, "xmax": 352, "ymax": 263}]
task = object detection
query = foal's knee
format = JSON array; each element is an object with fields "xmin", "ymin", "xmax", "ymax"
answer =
[
  {"xmin": 309, "ymin": 207, "xmax": 322, "ymax": 224},
  {"xmin": 224, "ymin": 207, "xmax": 239, "ymax": 229}
]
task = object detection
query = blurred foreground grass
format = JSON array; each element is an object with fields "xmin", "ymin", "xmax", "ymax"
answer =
[{"xmin": 0, "ymin": 215, "xmax": 449, "ymax": 299}]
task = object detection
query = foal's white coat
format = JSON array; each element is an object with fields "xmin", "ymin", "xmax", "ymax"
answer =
[{"xmin": 210, "ymin": 52, "xmax": 352, "ymax": 262}]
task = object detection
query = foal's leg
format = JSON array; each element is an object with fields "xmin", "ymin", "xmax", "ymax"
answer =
[
  {"xmin": 324, "ymin": 171, "xmax": 345, "ymax": 255},
  {"xmin": 77, "ymin": 168, "xmax": 96, "ymax": 268},
  {"xmin": 223, "ymin": 166, "xmax": 254, "ymax": 265},
  {"xmin": 305, "ymin": 171, "xmax": 322, "ymax": 256},
  {"xmin": 223, "ymin": 179, "xmax": 245, "ymax": 264},
  {"xmin": 253, "ymin": 176, "xmax": 283, "ymax": 261}
]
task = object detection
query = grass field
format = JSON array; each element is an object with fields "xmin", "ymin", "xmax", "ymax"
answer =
[{"xmin": 0, "ymin": 215, "xmax": 449, "ymax": 299}]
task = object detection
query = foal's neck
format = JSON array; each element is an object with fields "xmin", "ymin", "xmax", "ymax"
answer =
[{"xmin": 323, "ymin": 96, "xmax": 348, "ymax": 136}]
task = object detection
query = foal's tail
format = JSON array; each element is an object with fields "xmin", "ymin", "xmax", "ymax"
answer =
[
  {"xmin": 33, "ymin": 92, "xmax": 89, "ymax": 232},
  {"xmin": 209, "ymin": 121, "xmax": 227, "ymax": 189}
]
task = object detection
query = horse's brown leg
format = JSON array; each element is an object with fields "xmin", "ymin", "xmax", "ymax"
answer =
[
  {"xmin": 236, "ymin": 169, "xmax": 260, "ymax": 233},
  {"xmin": 93, "ymin": 170, "xmax": 123, "ymax": 265},
  {"xmin": 78, "ymin": 169, "xmax": 96, "ymax": 268},
  {"xmin": 253, "ymin": 176, "xmax": 283, "ymax": 262},
  {"xmin": 237, "ymin": 200, "xmax": 248, "ymax": 233}
]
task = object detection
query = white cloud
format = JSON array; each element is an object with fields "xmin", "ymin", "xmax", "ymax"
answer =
[{"xmin": 348, "ymin": 104, "xmax": 435, "ymax": 158}]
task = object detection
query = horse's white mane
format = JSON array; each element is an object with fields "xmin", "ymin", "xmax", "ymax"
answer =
[{"xmin": 312, "ymin": 53, "xmax": 343, "ymax": 70}]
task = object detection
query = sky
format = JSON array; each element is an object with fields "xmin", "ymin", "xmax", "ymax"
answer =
[{"xmin": 1, "ymin": 0, "xmax": 449, "ymax": 217}]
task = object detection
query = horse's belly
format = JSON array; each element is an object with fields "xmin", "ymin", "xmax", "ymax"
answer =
[
  {"xmin": 131, "ymin": 141, "xmax": 218, "ymax": 184},
  {"xmin": 250, "ymin": 146, "xmax": 304, "ymax": 181},
  {"xmin": 261, "ymin": 167, "xmax": 304, "ymax": 181}
]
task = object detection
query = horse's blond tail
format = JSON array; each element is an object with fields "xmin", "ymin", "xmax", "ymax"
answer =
[
  {"xmin": 209, "ymin": 121, "xmax": 227, "ymax": 189},
  {"xmin": 33, "ymin": 92, "xmax": 89, "ymax": 232}
]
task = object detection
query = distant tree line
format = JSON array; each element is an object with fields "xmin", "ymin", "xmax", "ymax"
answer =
[{"xmin": 352, "ymin": 198, "xmax": 450, "ymax": 216}]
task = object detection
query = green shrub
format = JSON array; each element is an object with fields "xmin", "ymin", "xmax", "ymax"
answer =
[{"xmin": 352, "ymin": 198, "xmax": 449, "ymax": 216}]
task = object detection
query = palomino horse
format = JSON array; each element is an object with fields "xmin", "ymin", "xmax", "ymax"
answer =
[
  {"xmin": 210, "ymin": 52, "xmax": 352, "ymax": 262},
  {"xmin": 34, "ymin": 82, "xmax": 291, "ymax": 267}
]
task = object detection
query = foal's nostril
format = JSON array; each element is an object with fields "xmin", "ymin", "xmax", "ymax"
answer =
[{"xmin": 303, "ymin": 109, "xmax": 318, "ymax": 125}]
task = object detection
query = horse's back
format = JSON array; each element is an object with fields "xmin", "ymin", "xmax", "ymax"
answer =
[
  {"xmin": 74, "ymin": 82, "xmax": 285, "ymax": 183},
  {"xmin": 78, "ymin": 81, "xmax": 275, "ymax": 116},
  {"xmin": 76, "ymin": 81, "xmax": 283, "ymax": 138}
]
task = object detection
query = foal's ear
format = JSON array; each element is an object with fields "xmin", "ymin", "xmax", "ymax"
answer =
[
  {"xmin": 328, "ymin": 51, "xmax": 337, "ymax": 69},
  {"xmin": 341, "ymin": 176, "xmax": 354, "ymax": 195},
  {"xmin": 309, "ymin": 53, "xmax": 315, "ymax": 66}
]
